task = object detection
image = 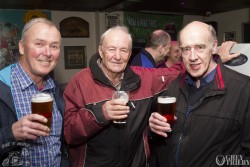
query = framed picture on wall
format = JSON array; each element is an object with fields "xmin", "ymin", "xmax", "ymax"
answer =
[
  {"xmin": 60, "ymin": 17, "xmax": 89, "ymax": 38},
  {"xmin": 64, "ymin": 46, "xmax": 86, "ymax": 69},
  {"xmin": 223, "ymin": 31, "xmax": 236, "ymax": 41}
]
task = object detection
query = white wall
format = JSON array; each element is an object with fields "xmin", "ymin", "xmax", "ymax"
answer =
[
  {"xmin": 205, "ymin": 8, "xmax": 250, "ymax": 43},
  {"xmin": 183, "ymin": 8, "xmax": 250, "ymax": 44},
  {"xmin": 51, "ymin": 11, "xmax": 98, "ymax": 84}
]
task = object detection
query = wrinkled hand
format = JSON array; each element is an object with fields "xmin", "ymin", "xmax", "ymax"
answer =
[
  {"xmin": 12, "ymin": 114, "xmax": 50, "ymax": 141},
  {"xmin": 218, "ymin": 41, "xmax": 240, "ymax": 63},
  {"xmin": 102, "ymin": 99, "xmax": 130, "ymax": 121},
  {"xmin": 149, "ymin": 112, "xmax": 172, "ymax": 138}
]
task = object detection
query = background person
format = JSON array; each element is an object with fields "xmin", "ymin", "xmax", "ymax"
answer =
[
  {"xmin": 0, "ymin": 18, "xmax": 69, "ymax": 167},
  {"xmin": 63, "ymin": 25, "xmax": 185, "ymax": 167},
  {"xmin": 130, "ymin": 29, "xmax": 171, "ymax": 67},
  {"xmin": 164, "ymin": 41, "xmax": 182, "ymax": 67},
  {"xmin": 149, "ymin": 21, "xmax": 250, "ymax": 167}
]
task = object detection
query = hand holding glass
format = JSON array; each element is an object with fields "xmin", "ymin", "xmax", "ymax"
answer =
[
  {"xmin": 31, "ymin": 93, "xmax": 53, "ymax": 128},
  {"xmin": 112, "ymin": 91, "xmax": 129, "ymax": 124}
]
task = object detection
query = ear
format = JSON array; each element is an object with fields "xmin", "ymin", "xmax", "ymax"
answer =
[
  {"xmin": 98, "ymin": 46, "xmax": 103, "ymax": 59},
  {"xmin": 211, "ymin": 40, "xmax": 218, "ymax": 54},
  {"xmin": 157, "ymin": 44, "xmax": 164, "ymax": 53},
  {"xmin": 19, "ymin": 41, "xmax": 24, "ymax": 55}
]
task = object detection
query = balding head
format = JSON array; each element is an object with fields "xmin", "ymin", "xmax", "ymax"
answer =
[
  {"xmin": 178, "ymin": 21, "xmax": 217, "ymax": 47},
  {"xmin": 146, "ymin": 29, "xmax": 171, "ymax": 49}
]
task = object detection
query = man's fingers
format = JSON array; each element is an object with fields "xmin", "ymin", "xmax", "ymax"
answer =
[
  {"xmin": 230, "ymin": 52, "xmax": 241, "ymax": 59},
  {"xmin": 149, "ymin": 112, "xmax": 172, "ymax": 138},
  {"xmin": 28, "ymin": 114, "xmax": 48, "ymax": 124},
  {"xmin": 151, "ymin": 127, "xmax": 168, "ymax": 138}
]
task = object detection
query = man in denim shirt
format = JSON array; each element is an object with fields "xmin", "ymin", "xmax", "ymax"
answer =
[{"xmin": 0, "ymin": 18, "xmax": 69, "ymax": 167}]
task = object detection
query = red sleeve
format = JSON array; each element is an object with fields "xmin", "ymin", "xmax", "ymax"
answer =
[{"xmin": 63, "ymin": 74, "xmax": 103, "ymax": 145}]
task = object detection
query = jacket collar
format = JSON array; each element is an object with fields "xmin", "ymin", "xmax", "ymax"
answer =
[{"xmin": 89, "ymin": 52, "xmax": 141, "ymax": 92}]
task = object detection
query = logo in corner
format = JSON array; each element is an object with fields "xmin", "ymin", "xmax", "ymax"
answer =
[{"xmin": 216, "ymin": 155, "xmax": 225, "ymax": 166}]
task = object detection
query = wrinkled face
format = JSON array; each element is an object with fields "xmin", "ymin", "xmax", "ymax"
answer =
[
  {"xmin": 179, "ymin": 24, "xmax": 217, "ymax": 79},
  {"xmin": 19, "ymin": 22, "xmax": 61, "ymax": 80},
  {"xmin": 99, "ymin": 29, "xmax": 131, "ymax": 77},
  {"xmin": 168, "ymin": 43, "xmax": 182, "ymax": 64}
]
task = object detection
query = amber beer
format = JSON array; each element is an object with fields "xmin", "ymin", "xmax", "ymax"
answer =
[
  {"xmin": 31, "ymin": 93, "xmax": 53, "ymax": 128},
  {"xmin": 157, "ymin": 96, "xmax": 176, "ymax": 126}
]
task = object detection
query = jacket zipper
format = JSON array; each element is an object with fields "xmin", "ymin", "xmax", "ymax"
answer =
[
  {"xmin": 175, "ymin": 106, "xmax": 192, "ymax": 167},
  {"xmin": 174, "ymin": 89, "xmax": 222, "ymax": 166}
]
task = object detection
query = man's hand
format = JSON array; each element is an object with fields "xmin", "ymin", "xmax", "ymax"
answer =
[
  {"xmin": 12, "ymin": 114, "xmax": 50, "ymax": 141},
  {"xmin": 149, "ymin": 112, "xmax": 172, "ymax": 138},
  {"xmin": 218, "ymin": 41, "xmax": 240, "ymax": 63},
  {"xmin": 102, "ymin": 99, "xmax": 130, "ymax": 121}
]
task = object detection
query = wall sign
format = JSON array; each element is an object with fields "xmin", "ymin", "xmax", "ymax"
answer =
[{"xmin": 60, "ymin": 17, "xmax": 89, "ymax": 38}]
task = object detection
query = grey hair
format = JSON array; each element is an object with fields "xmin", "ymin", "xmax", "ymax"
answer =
[
  {"xmin": 208, "ymin": 24, "xmax": 217, "ymax": 42},
  {"xmin": 145, "ymin": 30, "xmax": 171, "ymax": 49},
  {"xmin": 99, "ymin": 25, "xmax": 132, "ymax": 50},
  {"xmin": 20, "ymin": 18, "xmax": 60, "ymax": 42}
]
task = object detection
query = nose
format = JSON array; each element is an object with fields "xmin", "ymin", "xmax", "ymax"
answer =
[
  {"xmin": 114, "ymin": 50, "xmax": 121, "ymax": 59},
  {"xmin": 43, "ymin": 45, "xmax": 51, "ymax": 57},
  {"xmin": 189, "ymin": 47, "xmax": 197, "ymax": 61}
]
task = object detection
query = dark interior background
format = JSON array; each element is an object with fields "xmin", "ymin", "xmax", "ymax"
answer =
[{"xmin": 1, "ymin": 0, "xmax": 250, "ymax": 16}]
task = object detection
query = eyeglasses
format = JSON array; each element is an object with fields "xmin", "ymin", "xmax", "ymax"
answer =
[{"xmin": 180, "ymin": 45, "xmax": 206, "ymax": 55}]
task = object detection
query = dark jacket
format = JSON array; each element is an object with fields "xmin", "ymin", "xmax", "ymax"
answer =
[
  {"xmin": 63, "ymin": 52, "xmax": 184, "ymax": 167},
  {"xmin": 0, "ymin": 65, "xmax": 69, "ymax": 167},
  {"xmin": 157, "ymin": 57, "xmax": 250, "ymax": 167},
  {"xmin": 130, "ymin": 48, "xmax": 157, "ymax": 67}
]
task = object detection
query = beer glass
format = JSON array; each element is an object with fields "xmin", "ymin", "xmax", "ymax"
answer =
[
  {"xmin": 157, "ymin": 96, "xmax": 176, "ymax": 126},
  {"xmin": 112, "ymin": 91, "xmax": 129, "ymax": 124},
  {"xmin": 31, "ymin": 93, "xmax": 53, "ymax": 128}
]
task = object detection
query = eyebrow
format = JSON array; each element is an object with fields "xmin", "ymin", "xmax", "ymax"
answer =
[{"xmin": 180, "ymin": 44, "xmax": 206, "ymax": 47}]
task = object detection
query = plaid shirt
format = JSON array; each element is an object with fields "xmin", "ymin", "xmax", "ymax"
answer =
[{"xmin": 11, "ymin": 63, "xmax": 62, "ymax": 167}]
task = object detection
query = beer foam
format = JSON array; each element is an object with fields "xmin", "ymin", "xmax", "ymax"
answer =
[
  {"xmin": 112, "ymin": 91, "xmax": 129, "ymax": 102},
  {"xmin": 31, "ymin": 93, "xmax": 53, "ymax": 103},
  {"xmin": 158, "ymin": 96, "xmax": 176, "ymax": 104}
]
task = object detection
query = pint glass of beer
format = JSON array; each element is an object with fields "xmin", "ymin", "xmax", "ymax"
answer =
[
  {"xmin": 112, "ymin": 91, "xmax": 129, "ymax": 124},
  {"xmin": 31, "ymin": 93, "xmax": 53, "ymax": 128},
  {"xmin": 157, "ymin": 96, "xmax": 176, "ymax": 126}
]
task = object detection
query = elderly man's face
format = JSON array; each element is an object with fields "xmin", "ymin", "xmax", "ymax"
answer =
[
  {"xmin": 179, "ymin": 22, "xmax": 217, "ymax": 79},
  {"xmin": 99, "ymin": 29, "xmax": 131, "ymax": 76}
]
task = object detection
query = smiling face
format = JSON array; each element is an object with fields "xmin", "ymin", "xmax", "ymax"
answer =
[
  {"xmin": 168, "ymin": 41, "xmax": 182, "ymax": 64},
  {"xmin": 98, "ymin": 28, "xmax": 132, "ymax": 79},
  {"xmin": 179, "ymin": 21, "xmax": 218, "ymax": 80},
  {"xmin": 19, "ymin": 22, "xmax": 60, "ymax": 83}
]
